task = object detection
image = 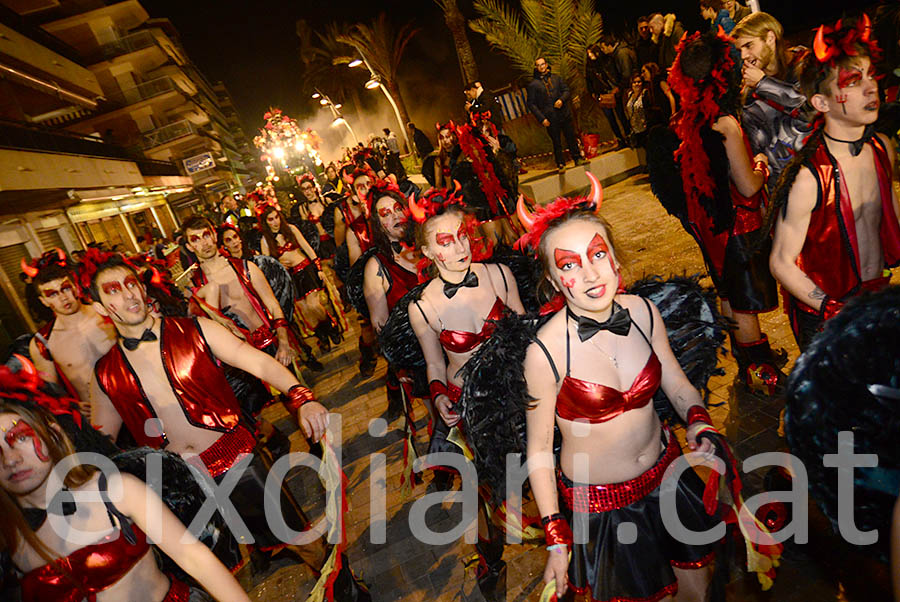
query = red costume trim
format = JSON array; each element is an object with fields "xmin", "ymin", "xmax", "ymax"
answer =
[
  {"xmin": 558, "ymin": 430, "xmax": 680, "ymax": 513},
  {"xmin": 196, "ymin": 425, "xmax": 256, "ymax": 478},
  {"xmin": 670, "ymin": 548, "xmax": 717, "ymax": 570},
  {"xmin": 284, "ymin": 385, "xmax": 315, "ymax": 413}
]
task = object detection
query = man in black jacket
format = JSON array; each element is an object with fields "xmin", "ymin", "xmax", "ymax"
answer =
[
  {"xmin": 406, "ymin": 122, "xmax": 434, "ymax": 160},
  {"xmin": 464, "ymin": 81, "xmax": 504, "ymax": 132},
  {"xmin": 527, "ymin": 57, "xmax": 585, "ymax": 173}
]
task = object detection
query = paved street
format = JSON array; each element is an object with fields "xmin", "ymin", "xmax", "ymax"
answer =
[{"xmin": 243, "ymin": 173, "xmax": 897, "ymax": 601}]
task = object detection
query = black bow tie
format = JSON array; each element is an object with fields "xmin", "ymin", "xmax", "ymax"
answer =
[
  {"xmin": 824, "ymin": 125, "xmax": 876, "ymax": 157},
  {"xmin": 572, "ymin": 306, "xmax": 632, "ymax": 341},
  {"xmin": 122, "ymin": 327, "xmax": 157, "ymax": 351},
  {"xmin": 21, "ymin": 490, "xmax": 76, "ymax": 531},
  {"xmin": 442, "ymin": 270, "xmax": 479, "ymax": 298},
  {"xmin": 391, "ymin": 241, "xmax": 403, "ymax": 254}
]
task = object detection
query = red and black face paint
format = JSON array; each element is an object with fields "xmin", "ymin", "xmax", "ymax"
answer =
[
  {"xmin": 587, "ymin": 233, "xmax": 617, "ymax": 275},
  {"xmin": 553, "ymin": 249, "xmax": 581, "ymax": 296},
  {"xmin": 41, "ymin": 280, "xmax": 75, "ymax": 299},
  {"xmin": 4, "ymin": 420, "xmax": 50, "ymax": 462}
]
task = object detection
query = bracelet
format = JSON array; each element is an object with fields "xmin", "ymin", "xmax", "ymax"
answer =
[
  {"xmin": 314, "ymin": 258, "xmax": 322, "ymax": 270},
  {"xmin": 543, "ymin": 517, "xmax": 573, "ymax": 547},
  {"xmin": 429, "ymin": 380, "xmax": 448, "ymax": 403},
  {"xmin": 754, "ymin": 159, "xmax": 769, "ymax": 181},
  {"xmin": 284, "ymin": 384, "xmax": 315, "ymax": 413},
  {"xmin": 546, "ymin": 543, "xmax": 568, "ymax": 552},
  {"xmin": 686, "ymin": 405, "xmax": 713, "ymax": 427},
  {"xmin": 540, "ymin": 513, "xmax": 565, "ymax": 527},
  {"xmin": 819, "ymin": 296, "xmax": 843, "ymax": 321},
  {"xmin": 272, "ymin": 318, "xmax": 289, "ymax": 330}
]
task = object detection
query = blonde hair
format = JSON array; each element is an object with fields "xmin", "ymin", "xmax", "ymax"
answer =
[{"xmin": 732, "ymin": 12, "xmax": 788, "ymax": 78}]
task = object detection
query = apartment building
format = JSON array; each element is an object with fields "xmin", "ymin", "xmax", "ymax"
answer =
[{"xmin": 0, "ymin": 0, "xmax": 253, "ymax": 346}]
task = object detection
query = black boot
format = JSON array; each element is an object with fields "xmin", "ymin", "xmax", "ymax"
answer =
[
  {"xmin": 358, "ymin": 337, "xmax": 377, "ymax": 378},
  {"xmin": 327, "ymin": 318, "xmax": 343, "ymax": 346},
  {"xmin": 385, "ymin": 371, "xmax": 404, "ymax": 422},
  {"xmin": 733, "ymin": 334, "xmax": 787, "ymax": 396},
  {"xmin": 330, "ymin": 552, "xmax": 371, "ymax": 602},
  {"xmin": 475, "ymin": 534, "xmax": 506, "ymax": 601},
  {"xmin": 315, "ymin": 323, "xmax": 332, "ymax": 354}
]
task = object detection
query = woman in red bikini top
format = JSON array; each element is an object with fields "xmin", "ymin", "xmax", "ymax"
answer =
[
  {"xmin": 407, "ymin": 196, "xmax": 525, "ymax": 430},
  {"xmin": 518, "ymin": 185, "xmax": 724, "ymax": 602},
  {"xmin": 0, "ymin": 398, "xmax": 248, "ymax": 602}
]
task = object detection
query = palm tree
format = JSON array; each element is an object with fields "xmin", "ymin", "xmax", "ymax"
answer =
[
  {"xmin": 469, "ymin": 0, "xmax": 602, "ymax": 100},
  {"xmin": 336, "ymin": 14, "xmax": 420, "ymax": 152},
  {"xmin": 296, "ymin": 21, "xmax": 365, "ymax": 120},
  {"xmin": 434, "ymin": 0, "xmax": 479, "ymax": 85}
]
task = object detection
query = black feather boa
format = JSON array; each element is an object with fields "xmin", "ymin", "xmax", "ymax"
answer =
[
  {"xmin": 345, "ymin": 247, "xmax": 381, "ymax": 319},
  {"xmin": 785, "ymin": 285, "xmax": 900, "ymax": 557}
]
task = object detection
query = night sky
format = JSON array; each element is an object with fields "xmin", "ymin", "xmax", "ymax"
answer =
[{"xmin": 140, "ymin": 0, "xmax": 871, "ymax": 147}]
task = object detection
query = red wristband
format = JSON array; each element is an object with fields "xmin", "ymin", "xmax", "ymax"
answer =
[
  {"xmin": 429, "ymin": 380, "xmax": 448, "ymax": 403},
  {"xmin": 686, "ymin": 405, "xmax": 713, "ymax": 427},
  {"xmin": 820, "ymin": 297, "xmax": 843, "ymax": 321},
  {"xmin": 543, "ymin": 517, "xmax": 573, "ymax": 547},
  {"xmin": 754, "ymin": 160, "xmax": 769, "ymax": 181},
  {"xmin": 314, "ymin": 258, "xmax": 322, "ymax": 270},
  {"xmin": 284, "ymin": 385, "xmax": 315, "ymax": 413},
  {"xmin": 272, "ymin": 318, "xmax": 289, "ymax": 330}
]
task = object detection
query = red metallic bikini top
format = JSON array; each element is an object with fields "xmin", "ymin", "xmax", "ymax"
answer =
[
  {"xmin": 536, "ymin": 298, "xmax": 660, "ymax": 424},
  {"xmin": 20, "ymin": 527, "xmax": 149, "ymax": 602},
  {"xmin": 438, "ymin": 297, "xmax": 505, "ymax": 354},
  {"xmin": 276, "ymin": 240, "xmax": 298, "ymax": 256},
  {"xmin": 556, "ymin": 353, "xmax": 660, "ymax": 423}
]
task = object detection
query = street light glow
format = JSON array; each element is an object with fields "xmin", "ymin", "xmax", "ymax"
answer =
[
  {"xmin": 319, "ymin": 98, "xmax": 329, "ymax": 105},
  {"xmin": 365, "ymin": 77, "xmax": 380, "ymax": 89},
  {"xmin": 311, "ymin": 92, "xmax": 320, "ymax": 99},
  {"xmin": 348, "ymin": 59, "xmax": 363, "ymax": 68},
  {"xmin": 334, "ymin": 103, "xmax": 342, "ymax": 109}
]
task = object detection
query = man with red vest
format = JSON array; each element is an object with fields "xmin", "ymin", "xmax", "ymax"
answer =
[
  {"xmin": 26, "ymin": 252, "xmax": 116, "ymax": 406},
  {"xmin": 86, "ymin": 252, "xmax": 369, "ymax": 601},
  {"xmin": 769, "ymin": 16, "xmax": 900, "ymax": 350}
]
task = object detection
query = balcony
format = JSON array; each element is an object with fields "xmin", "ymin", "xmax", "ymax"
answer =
[
  {"xmin": 141, "ymin": 119, "xmax": 199, "ymax": 149},
  {"xmin": 107, "ymin": 76, "xmax": 185, "ymax": 106},
  {"xmin": 87, "ymin": 30, "xmax": 157, "ymax": 63}
]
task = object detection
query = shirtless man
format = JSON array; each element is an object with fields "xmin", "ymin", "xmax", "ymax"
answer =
[
  {"xmin": 86, "ymin": 253, "xmax": 369, "ymax": 601},
  {"xmin": 769, "ymin": 18, "xmax": 900, "ymax": 350},
  {"xmin": 27, "ymin": 259, "xmax": 116, "ymax": 405},
  {"xmin": 183, "ymin": 216, "xmax": 294, "ymax": 366}
]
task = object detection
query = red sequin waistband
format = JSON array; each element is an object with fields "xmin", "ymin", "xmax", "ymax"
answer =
[
  {"xmin": 246, "ymin": 324, "xmax": 276, "ymax": 350},
  {"xmin": 558, "ymin": 429, "xmax": 681, "ymax": 513},
  {"xmin": 289, "ymin": 259, "xmax": 312, "ymax": 274},
  {"xmin": 198, "ymin": 425, "xmax": 256, "ymax": 478}
]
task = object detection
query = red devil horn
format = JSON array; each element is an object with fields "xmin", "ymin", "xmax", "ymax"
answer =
[
  {"xmin": 516, "ymin": 195, "xmax": 536, "ymax": 231},
  {"xmin": 586, "ymin": 171, "xmax": 603, "ymax": 209},
  {"xmin": 859, "ymin": 12, "xmax": 872, "ymax": 42},
  {"xmin": 55, "ymin": 247, "xmax": 65, "ymax": 262},
  {"xmin": 813, "ymin": 25, "xmax": 831, "ymax": 63},
  {"xmin": 21, "ymin": 257, "xmax": 38, "ymax": 278},
  {"xmin": 408, "ymin": 192, "xmax": 426, "ymax": 223},
  {"xmin": 453, "ymin": 179, "xmax": 462, "ymax": 194}
]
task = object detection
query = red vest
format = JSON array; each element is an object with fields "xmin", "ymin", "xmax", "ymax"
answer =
[
  {"xmin": 793, "ymin": 136, "xmax": 900, "ymax": 313},
  {"xmin": 94, "ymin": 317, "xmax": 241, "ymax": 448},
  {"xmin": 376, "ymin": 252, "xmax": 419, "ymax": 310}
]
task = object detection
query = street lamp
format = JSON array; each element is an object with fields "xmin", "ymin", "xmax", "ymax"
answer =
[
  {"xmin": 349, "ymin": 55, "xmax": 410, "ymax": 151},
  {"xmin": 312, "ymin": 87, "xmax": 358, "ymax": 145}
]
